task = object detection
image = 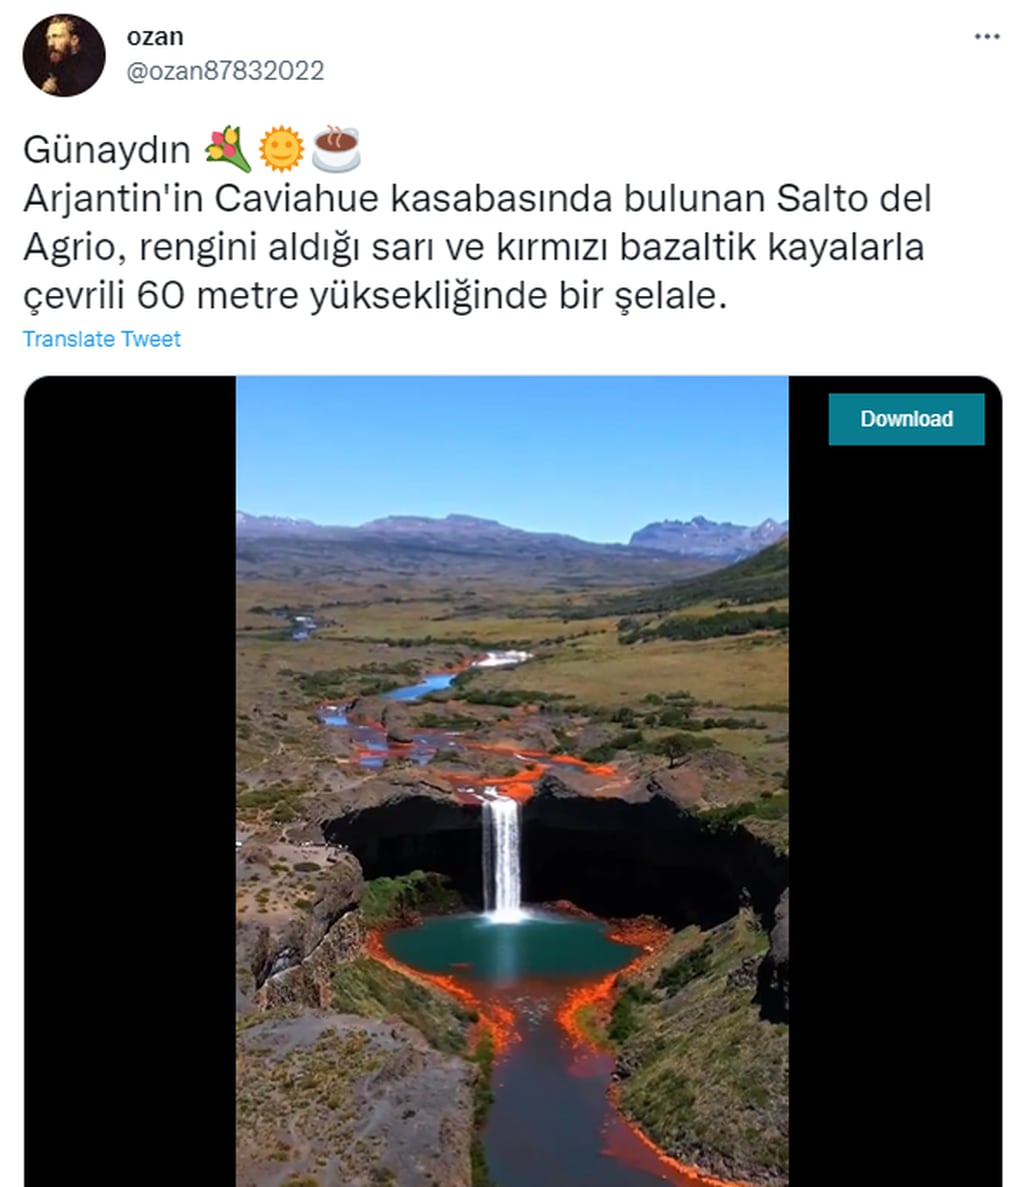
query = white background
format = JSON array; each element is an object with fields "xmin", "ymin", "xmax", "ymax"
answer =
[{"xmin": 4, "ymin": 0, "xmax": 1018, "ymax": 1178}]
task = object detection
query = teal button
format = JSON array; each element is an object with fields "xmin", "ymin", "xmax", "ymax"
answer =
[{"xmin": 829, "ymin": 393, "xmax": 985, "ymax": 445}]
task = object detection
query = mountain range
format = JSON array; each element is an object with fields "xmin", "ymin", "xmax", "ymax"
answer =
[
  {"xmin": 628, "ymin": 516, "xmax": 788, "ymax": 561},
  {"xmin": 236, "ymin": 512, "xmax": 787, "ymax": 563}
]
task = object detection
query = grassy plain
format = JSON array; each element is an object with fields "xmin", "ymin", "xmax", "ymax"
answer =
[
  {"xmin": 465, "ymin": 631, "xmax": 788, "ymax": 708},
  {"xmin": 236, "ymin": 549, "xmax": 789, "ymax": 811},
  {"xmin": 238, "ymin": 581, "xmax": 788, "ymax": 706}
]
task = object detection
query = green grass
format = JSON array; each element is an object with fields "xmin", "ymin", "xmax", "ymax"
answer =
[
  {"xmin": 607, "ymin": 983, "xmax": 656, "ymax": 1041},
  {"xmin": 470, "ymin": 1029, "xmax": 497, "ymax": 1186},
  {"xmin": 558, "ymin": 539, "xmax": 790, "ymax": 619},
  {"xmin": 360, "ymin": 871, "xmax": 460, "ymax": 927},
  {"xmin": 455, "ymin": 631, "xmax": 787, "ymax": 709},
  {"xmin": 609, "ymin": 914, "xmax": 789, "ymax": 1181},
  {"xmin": 697, "ymin": 791, "xmax": 790, "ymax": 829},
  {"xmin": 619, "ymin": 606, "xmax": 789, "ymax": 645},
  {"xmin": 235, "ymin": 780, "xmax": 310, "ymax": 823},
  {"xmin": 294, "ymin": 662, "xmax": 423, "ymax": 700},
  {"xmin": 331, "ymin": 958, "xmax": 470, "ymax": 1056},
  {"xmin": 655, "ymin": 940, "xmax": 714, "ymax": 993}
]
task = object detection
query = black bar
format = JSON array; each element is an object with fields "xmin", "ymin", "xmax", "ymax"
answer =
[
  {"xmin": 789, "ymin": 376, "xmax": 1001, "ymax": 1183},
  {"xmin": 24, "ymin": 377, "xmax": 237, "ymax": 1180}
]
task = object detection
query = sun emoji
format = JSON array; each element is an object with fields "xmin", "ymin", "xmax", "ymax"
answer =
[{"xmin": 259, "ymin": 125, "xmax": 304, "ymax": 171}]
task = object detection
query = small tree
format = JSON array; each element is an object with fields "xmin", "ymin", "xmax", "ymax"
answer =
[{"xmin": 658, "ymin": 733, "xmax": 691, "ymax": 768}]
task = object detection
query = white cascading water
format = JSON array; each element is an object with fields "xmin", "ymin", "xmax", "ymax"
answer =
[{"xmin": 482, "ymin": 794, "xmax": 524, "ymax": 923}]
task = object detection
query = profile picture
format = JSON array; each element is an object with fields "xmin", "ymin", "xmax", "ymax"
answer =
[{"xmin": 23, "ymin": 14, "xmax": 105, "ymax": 97}]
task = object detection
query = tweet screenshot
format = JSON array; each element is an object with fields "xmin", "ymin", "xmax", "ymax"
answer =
[{"xmin": 11, "ymin": 5, "xmax": 1013, "ymax": 1187}]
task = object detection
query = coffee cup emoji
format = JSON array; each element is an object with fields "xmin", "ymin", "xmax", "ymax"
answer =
[{"xmin": 313, "ymin": 126, "xmax": 360, "ymax": 172}]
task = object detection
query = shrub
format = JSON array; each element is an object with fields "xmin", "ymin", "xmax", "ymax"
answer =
[
  {"xmin": 608, "ymin": 983, "xmax": 654, "ymax": 1042},
  {"xmin": 581, "ymin": 744, "xmax": 615, "ymax": 764},
  {"xmin": 657, "ymin": 706, "xmax": 694, "ymax": 728},
  {"xmin": 361, "ymin": 870, "xmax": 458, "ymax": 926},
  {"xmin": 610, "ymin": 729, "xmax": 644, "ymax": 749},
  {"xmin": 656, "ymin": 941, "xmax": 714, "ymax": 994},
  {"xmin": 698, "ymin": 791, "xmax": 789, "ymax": 828},
  {"xmin": 620, "ymin": 606, "xmax": 789, "ymax": 645}
]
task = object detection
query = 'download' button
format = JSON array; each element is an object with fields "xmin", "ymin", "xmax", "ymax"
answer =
[{"xmin": 829, "ymin": 393, "xmax": 985, "ymax": 445}]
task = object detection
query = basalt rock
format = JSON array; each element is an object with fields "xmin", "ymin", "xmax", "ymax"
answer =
[
  {"xmin": 684, "ymin": 749, "xmax": 756, "ymax": 802},
  {"xmin": 238, "ymin": 841, "xmax": 273, "ymax": 866},
  {"xmin": 256, "ymin": 912, "xmax": 363, "ymax": 1009},
  {"xmin": 535, "ymin": 765, "xmax": 619, "ymax": 797},
  {"xmin": 308, "ymin": 848, "xmax": 363, "ymax": 934},
  {"xmin": 575, "ymin": 723, "xmax": 617, "ymax": 753},
  {"xmin": 236, "ymin": 848, "xmax": 364, "ymax": 1004},
  {"xmin": 631, "ymin": 765, "xmax": 705, "ymax": 806},
  {"xmin": 483, "ymin": 720, "xmax": 561, "ymax": 753},
  {"xmin": 345, "ymin": 695, "xmax": 390, "ymax": 724},
  {"xmin": 727, "ymin": 953, "xmax": 762, "ymax": 992},
  {"xmin": 284, "ymin": 822, "xmax": 326, "ymax": 845},
  {"xmin": 756, "ymin": 887, "xmax": 790, "ymax": 1021},
  {"xmin": 382, "ymin": 702, "xmax": 416, "ymax": 744},
  {"xmin": 307, "ymin": 772, "xmax": 457, "ymax": 823}
]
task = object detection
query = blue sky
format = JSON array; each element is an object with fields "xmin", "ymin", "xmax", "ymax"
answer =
[{"xmin": 236, "ymin": 376, "xmax": 788, "ymax": 543}]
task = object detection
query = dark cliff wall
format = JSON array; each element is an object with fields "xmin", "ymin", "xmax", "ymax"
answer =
[
  {"xmin": 322, "ymin": 796, "xmax": 485, "ymax": 907},
  {"xmin": 523, "ymin": 788, "xmax": 788, "ymax": 928},
  {"xmin": 321, "ymin": 786, "xmax": 788, "ymax": 929}
]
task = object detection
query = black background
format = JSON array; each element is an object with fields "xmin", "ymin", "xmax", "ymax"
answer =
[
  {"xmin": 789, "ymin": 376, "xmax": 1001, "ymax": 1182},
  {"xmin": 25, "ymin": 375, "xmax": 1001, "ymax": 1182}
]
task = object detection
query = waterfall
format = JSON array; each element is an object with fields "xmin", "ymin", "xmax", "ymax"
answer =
[{"xmin": 482, "ymin": 794, "xmax": 524, "ymax": 923}]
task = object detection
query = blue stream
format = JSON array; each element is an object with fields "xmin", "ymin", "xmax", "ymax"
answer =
[{"xmin": 317, "ymin": 672, "xmax": 460, "ymax": 767}]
